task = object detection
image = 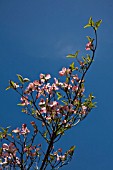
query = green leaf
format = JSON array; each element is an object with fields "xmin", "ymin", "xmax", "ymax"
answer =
[
  {"xmin": 7, "ymin": 133, "xmax": 12, "ymax": 136},
  {"xmin": 66, "ymin": 50, "xmax": 79, "ymax": 58},
  {"xmin": 9, "ymin": 80, "xmax": 16, "ymax": 89},
  {"xmin": 56, "ymin": 92, "xmax": 62, "ymax": 100},
  {"xmin": 66, "ymin": 54, "xmax": 76, "ymax": 58},
  {"xmin": 95, "ymin": 20, "xmax": 102, "ymax": 30},
  {"xmin": 86, "ymin": 36, "xmax": 94, "ymax": 43},
  {"xmin": 0, "ymin": 132, "xmax": 3, "ymax": 139},
  {"xmin": 23, "ymin": 78, "xmax": 30, "ymax": 83},
  {"xmin": 6, "ymin": 86, "xmax": 11, "ymax": 90},
  {"xmin": 17, "ymin": 74, "xmax": 24, "ymax": 84},
  {"xmin": 70, "ymin": 62, "xmax": 75, "ymax": 70},
  {"xmin": 89, "ymin": 93, "xmax": 95, "ymax": 100},
  {"xmin": 61, "ymin": 100, "xmax": 68, "ymax": 105},
  {"xmin": 84, "ymin": 17, "xmax": 94, "ymax": 28},
  {"xmin": 66, "ymin": 77, "xmax": 69, "ymax": 83},
  {"xmin": 88, "ymin": 17, "xmax": 92, "ymax": 24},
  {"xmin": 43, "ymin": 131, "xmax": 48, "ymax": 138},
  {"xmin": 84, "ymin": 24, "xmax": 91, "ymax": 28},
  {"xmin": 56, "ymin": 128, "xmax": 64, "ymax": 135},
  {"xmin": 88, "ymin": 102, "xmax": 95, "ymax": 108},
  {"xmin": 68, "ymin": 145, "xmax": 76, "ymax": 156},
  {"xmin": 89, "ymin": 17, "xmax": 94, "ymax": 26},
  {"xmin": 0, "ymin": 148, "xmax": 2, "ymax": 154},
  {"xmin": 86, "ymin": 54, "xmax": 91, "ymax": 63},
  {"xmin": 82, "ymin": 56, "xmax": 86, "ymax": 62},
  {"xmin": 17, "ymin": 103, "xmax": 24, "ymax": 106},
  {"xmin": 70, "ymin": 145, "xmax": 76, "ymax": 152},
  {"xmin": 74, "ymin": 50, "xmax": 80, "ymax": 58},
  {"xmin": 0, "ymin": 126, "xmax": 10, "ymax": 134},
  {"xmin": 50, "ymin": 154, "xmax": 55, "ymax": 161}
]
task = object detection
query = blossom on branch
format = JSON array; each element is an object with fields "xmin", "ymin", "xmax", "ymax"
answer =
[{"xmin": 85, "ymin": 42, "xmax": 93, "ymax": 50}]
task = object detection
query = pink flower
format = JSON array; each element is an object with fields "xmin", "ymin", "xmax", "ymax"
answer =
[
  {"xmin": 73, "ymin": 74, "xmax": 79, "ymax": 82},
  {"xmin": 30, "ymin": 121, "xmax": 35, "ymax": 125},
  {"xmin": 27, "ymin": 83, "xmax": 35, "ymax": 91},
  {"xmin": 71, "ymin": 79, "xmax": 74, "ymax": 84},
  {"xmin": 45, "ymin": 74, "xmax": 51, "ymax": 80},
  {"xmin": 24, "ymin": 83, "xmax": 35, "ymax": 94},
  {"xmin": 12, "ymin": 128, "xmax": 20, "ymax": 133},
  {"xmin": 46, "ymin": 116, "xmax": 51, "ymax": 120},
  {"xmin": 2, "ymin": 143, "xmax": 9, "ymax": 151},
  {"xmin": 21, "ymin": 124, "xmax": 30, "ymax": 135},
  {"xmin": 63, "ymin": 120, "xmax": 67, "ymax": 124},
  {"xmin": 72, "ymin": 86, "xmax": 78, "ymax": 91},
  {"xmin": 58, "ymin": 148, "xmax": 62, "ymax": 152},
  {"xmin": 51, "ymin": 83, "xmax": 59, "ymax": 91},
  {"xmin": 40, "ymin": 73, "xmax": 44, "ymax": 79},
  {"xmin": 40, "ymin": 107, "xmax": 46, "ymax": 113},
  {"xmin": 66, "ymin": 68, "xmax": 71, "ymax": 74},
  {"xmin": 36, "ymin": 93, "xmax": 41, "ymax": 99},
  {"xmin": 63, "ymin": 83, "xmax": 72, "ymax": 89},
  {"xmin": 85, "ymin": 42, "xmax": 93, "ymax": 50},
  {"xmin": 16, "ymin": 157, "xmax": 20, "ymax": 164},
  {"xmin": 59, "ymin": 67, "xmax": 66, "ymax": 76},
  {"xmin": 49, "ymin": 101, "xmax": 58, "ymax": 107},
  {"xmin": 61, "ymin": 155, "xmax": 66, "ymax": 160},
  {"xmin": 2, "ymin": 143, "xmax": 17, "ymax": 155},
  {"xmin": 54, "ymin": 78, "xmax": 58, "ymax": 84},
  {"xmin": 20, "ymin": 96, "xmax": 29, "ymax": 105},
  {"xmin": 39, "ymin": 98, "xmax": 45, "ymax": 106},
  {"xmin": 82, "ymin": 106, "xmax": 87, "ymax": 110},
  {"xmin": 0, "ymin": 157, "xmax": 8, "ymax": 166},
  {"xmin": 14, "ymin": 83, "xmax": 19, "ymax": 89},
  {"xmin": 80, "ymin": 105, "xmax": 87, "ymax": 114},
  {"xmin": 33, "ymin": 80, "xmax": 42, "ymax": 86}
]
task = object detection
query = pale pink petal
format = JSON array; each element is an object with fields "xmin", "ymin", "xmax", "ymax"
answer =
[
  {"xmin": 2, "ymin": 143, "xmax": 9, "ymax": 151},
  {"xmin": 45, "ymin": 74, "xmax": 51, "ymax": 80}
]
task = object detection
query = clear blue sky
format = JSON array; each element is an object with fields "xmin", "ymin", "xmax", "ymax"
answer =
[{"xmin": 0, "ymin": 1, "xmax": 113, "ymax": 170}]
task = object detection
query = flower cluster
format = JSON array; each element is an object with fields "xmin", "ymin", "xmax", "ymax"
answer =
[
  {"xmin": 2, "ymin": 17, "xmax": 101, "ymax": 170},
  {"xmin": 3, "ymin": 53, "xmax": 95, "ymax": 169},
  {"xmin": 12, "ymin": 124, "xmax": 30, "ymax": 135},
  {"xmin": 0, "ymin": 143, "xmax": 20, "ymax": 167},
  {"xmin": 0, "ymin": 123, "xmax": 40, "ymax": 169}
]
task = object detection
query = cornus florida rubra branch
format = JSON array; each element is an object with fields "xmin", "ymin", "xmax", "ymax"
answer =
[{"xmin": 0, "ymin": 17, "xmax": 102, "ymax": 170}]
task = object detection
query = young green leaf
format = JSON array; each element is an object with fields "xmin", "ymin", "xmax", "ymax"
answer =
[
  {"xmin": 95, "ymin": 20, "xmax": 102, "ymax": 30},
  {"xmin": 88, "ymin": 17, "xmax": 92, "ymax": 24},
  {"xmin": 84, "ymin": 17, "xmax": 94, "ymax": 28},
  {"xmin": 66, "ymin": 51, "xmax": 79, "ymax": 58},
  {"xmin": 86, "ymin": 54, "xmax": 91, "ymax": 63},
  {"xmin": 17, "ymin": 103, "xmax": 24, "ymax": 106},
  {"xmin": 23, "ymin": 78, "xmax": 30, "ymax": 83},
  {"xmin": 86, "ymin": 36, "xmax": 94, "ymax": 43},
  {"xmin": 89, "ymin": 17, "xmax": 94, "ymax": 26},
  {"xmin": 66, "ymin": 77, "xmax": 69, "ymax": 83},
  {"xmin": 50, "ymin": 154, "xmax": 55, "ymax": 161},
  {"xmin": 6, "ymin": 86, "xmax": 11, "ymax": 90},
  {"xmin": 69, "ymin": 145, "xmax": 76, "ymax": 152},
  {"xmin": 66, "ymin": 54, "xmax": 76, "ymax": 58},
  {"xmin": 84, "ymin": 24, "xmax": 91, "ymax": 28},
  {"xmin": 61, "ymin": 100, "xmax": 68, "ymax": 105},
  {"xmin": 68, "ymin": 145, "xmax": 76, "ymax": 156},
  {"xmin": 70, "ymin": 62, "xmax": 75, "ymax": 71},
  {"xmin": 74, "ymin": 50, "xmax": 80, "ymax": 58},
  {"xmin": 17, "ymin": 74, "xmax": 24, "ymax": 84},
  {"xmin": 9, "ymin": 80, "xmax": 16, "ymax": 89},
  {"xmin": 56, "ymin": 92, "xmax": 62, "ymax": 100},
  {"xmin": 43, "ymin": 131, "xmax": 48, "ymax": 138}
]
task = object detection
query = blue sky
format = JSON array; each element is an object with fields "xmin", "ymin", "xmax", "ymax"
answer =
[{"xmin": 0, "ymin": 0, "xmax": 113, "ymax": 169}]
